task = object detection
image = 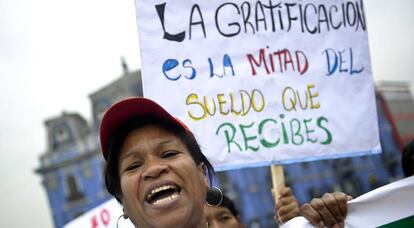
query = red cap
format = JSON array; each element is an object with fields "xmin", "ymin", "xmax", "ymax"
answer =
[{"xmin": 99, "ymin": 97, "xmax": 191, "ymax": 160}]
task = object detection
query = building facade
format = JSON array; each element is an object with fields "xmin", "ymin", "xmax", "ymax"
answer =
[
  {"xmin": 36, "ymin": 67, "xmax": 142, "ymax": 228},
  {"xmin": 376, "ymin": 82, "xmax": 414, "ymax": 149}
]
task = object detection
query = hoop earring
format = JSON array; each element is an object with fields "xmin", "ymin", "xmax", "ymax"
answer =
[
  {"xmin": 205, "ymin": 186, "xmax": 223, "ymax": 207},
  {"xmin": 117, "ymin": 214, "xmax": 129, "ymax": 228}
]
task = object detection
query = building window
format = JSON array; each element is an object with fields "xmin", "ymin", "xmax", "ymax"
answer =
[
  {"xmin": 340, "ymin": 176, "xmax": 362, "ymax": 198},
  {"xmin": 52, "ymin": 123, "xmax": 73, "ymax": 150},
  {"xmin": 55, "ymin": 126, "xmax": 70, "ymax": 143},
  {"xmin": 368, "ymin": 175, "xmax": 383, "ymax": 190},
  {"xmin": 66, "ymin": 175, "xmax": 84, "ymax": 202},
  {"xmin": 301, "ymin": 162, "xmax": 310, "ymax": 170},
  {"xmin": 81, "ymin": 162, "xmax": 93, "ymax": 179},
  {"xmin": 308, "ymin": 187, "xmax": 322, "ymax": 199},
  {"xmin": 46, "ymin": 175, "xmax": 57, "ymax": 190},
  {"xmin": 284, "ymin": 171, "xmax": 292, "ymax": 186}
]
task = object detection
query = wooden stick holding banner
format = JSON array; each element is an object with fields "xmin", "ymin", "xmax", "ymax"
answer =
[{"xmin": 271, "ymin": 165, "xmax": 285, "ymax": 203}]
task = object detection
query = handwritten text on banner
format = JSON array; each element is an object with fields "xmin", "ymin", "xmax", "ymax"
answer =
[{"xmin": 135, "ymin": 0, "xmax": 380, "ymax": 171}]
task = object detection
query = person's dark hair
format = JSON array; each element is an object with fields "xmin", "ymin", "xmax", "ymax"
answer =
[
  {"xmin": 402, "ymin": 140, "xmax": 414, "ymax": 177},
  {"xmin": 104, "ymin": 115, "xmax": 215, "ymax": 203},
  {"xmin": 220, "ymin": 194, "xmax": 239, "ymax": 218}
]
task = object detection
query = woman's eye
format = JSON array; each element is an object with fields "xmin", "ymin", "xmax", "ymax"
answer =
[
  {"xmin": 125, "ymin": 162, "xmax": 141, "ymax": 171},
  {"xmin": 161, "ymin": 150, "xmax": 179, "ymax": 158}
]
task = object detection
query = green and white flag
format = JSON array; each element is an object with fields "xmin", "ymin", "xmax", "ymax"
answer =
[{"xmin": 282, "ymin": 176, "xmax": 414, "ymax": 227}]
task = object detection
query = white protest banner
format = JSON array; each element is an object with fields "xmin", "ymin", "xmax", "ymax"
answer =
[
  {"xmin": 281, "ymin": 176, "xmax": 414, "ymax": 228},
  {"xmin": 63, "ymin": 198, "xmax": 134, "ymax": 228},
  {"xmin": 135, "ymin": 0, "xmax": 380, "ymax": 170}
]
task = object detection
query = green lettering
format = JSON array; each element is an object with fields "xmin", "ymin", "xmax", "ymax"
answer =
[
  {"xmin": 317, "ymin": 116, "xmax": 332, "ymax": 144},
  {"xmin": 280, "ymin": 114, "xmax": 289, "ymax": 144},
  {"xmin": 304, "ymin": 118, "xmax": 317, "ymax": 143},
  {"xmin": 290, "ymin": 118, "xmax": 304, "ymax": 145},
  {"xmin": 258, "ymin": 118, "xmax": 280, "ymax": 148},
  {"xmin": 240, "ymin": 122, "xmax": 260, "ymax": 152},
  {"xmin": 216, "ymin": 122, "xmax": 242, "ymax": 153}
]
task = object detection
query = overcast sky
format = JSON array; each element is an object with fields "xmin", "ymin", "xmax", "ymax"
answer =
[{"xmin": 0, "ymin": 0, "xmax": 413, "ymax": 227}]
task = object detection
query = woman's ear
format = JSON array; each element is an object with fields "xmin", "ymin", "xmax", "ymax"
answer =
[
  {"xmin": 197, "ymin": 162, "xmax": 206, "ymax": 175},
  {"xmin": 122, "ymin": 207, "xmax": 129, "ymax": 219},
  {"xmin": 197, "ymin": 163, "xmax": 209, "ymax": 186}
]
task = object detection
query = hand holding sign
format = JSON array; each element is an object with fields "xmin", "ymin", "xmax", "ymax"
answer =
[{"xmin": 300, "ymin": 192, "xmax": 352, "ymax": 228}]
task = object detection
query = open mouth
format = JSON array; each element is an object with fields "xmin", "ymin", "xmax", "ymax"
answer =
[{"xmin": 146, "ymin": 185, "xmax": 181, "ymax": 205}]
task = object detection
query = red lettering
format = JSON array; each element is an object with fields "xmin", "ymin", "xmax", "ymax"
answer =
[
  {"xmin": 100, "ymin": 208, "xmax": 110, "ymax": 225},
  {"xmin": 90, "ymin": 215, "xmax": 99, "ymax": 228},
  {"xmin": 246, "ymin": 47, "xmax": 309, "ymax": 76}
]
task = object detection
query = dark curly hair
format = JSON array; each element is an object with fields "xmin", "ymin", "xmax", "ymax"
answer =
[
  {"xmin": 402, "ymin": 140, "xmax": 414, "ymax": 178},
  {"xmin": 103, "ymin": 115, "xmax": 215, "ymax": 203},
  {"xmin": 220, "ymin": 194, "xmax": 240, "ymax": 218}
]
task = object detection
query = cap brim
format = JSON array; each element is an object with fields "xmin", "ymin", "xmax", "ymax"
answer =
[{"xmin": 99, "ymin": 97, "xmax": 187, "ymax": 160}]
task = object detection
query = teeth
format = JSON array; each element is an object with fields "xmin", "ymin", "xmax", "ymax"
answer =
[
  {"xmin": 150, "ymin": 185, "xmax": 175, "ymax": 195},
  {"xmin": 147, "ymin": 185, "xmax": 177, "ymax": 201},
  {"xmin": 152, "ymin": 193, "xmax": 179, "ymax": 205}
]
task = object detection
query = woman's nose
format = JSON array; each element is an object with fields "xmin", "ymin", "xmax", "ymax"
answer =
[{"xmin": 142, "ymin": 161, "xmax": 168, "ymax": 180}]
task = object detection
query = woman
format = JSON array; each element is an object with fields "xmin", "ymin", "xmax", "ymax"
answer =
[
  {"xmin": 101, "ymin": 97, "xmax": 347, "ymax": 228},
  {"xmin": 100, "ymin": 97, "xmax": 215, "ymax": 227}
]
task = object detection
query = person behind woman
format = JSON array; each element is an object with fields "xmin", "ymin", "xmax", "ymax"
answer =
[
  {"xmin": 100, "ymin": 97, "xmax": 215, "ymax": 228},
  {"xmin": 204, "ymin": 193, "xmax": 245, "ymax": 228},
  {"xmin": 204, "ymin": 188, "xmax": 299, "ymax": 227},
  {"xmin": 402, "ymin": 140, "xmax": 414, "ymax": 177}
]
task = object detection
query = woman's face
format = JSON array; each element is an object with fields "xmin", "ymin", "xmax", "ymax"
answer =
[
  {"xmin": 204, "ymin": 205, "xmax": 243, "ymax": 228},
  {"xmin": 118, "ymin": 125, "xmax": 208, "ymax": 228}
]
